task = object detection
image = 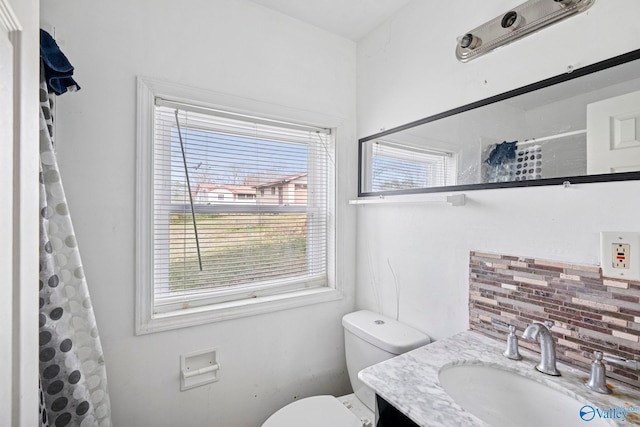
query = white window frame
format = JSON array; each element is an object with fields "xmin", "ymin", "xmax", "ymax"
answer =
[
  {"xmin": 135, "ymin": 77, "xmax": 341, "ymax": 334},
  {"xmin": 363, "ymin": 139, "xmax": 457, "ymax": 192}
]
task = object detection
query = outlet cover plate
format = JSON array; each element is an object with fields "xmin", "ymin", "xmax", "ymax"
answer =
[{"xmin": 600, "ymin": 232, "xmax": 640, "ymax": 281}]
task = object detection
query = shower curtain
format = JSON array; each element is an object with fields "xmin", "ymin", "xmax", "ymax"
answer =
[{"xmin": 38, "ymin": 66, "xmax": 112, "ymax": 427}]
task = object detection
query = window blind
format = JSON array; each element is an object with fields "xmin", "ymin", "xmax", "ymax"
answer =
[
  {"xmin": 370, "ymin": 140, "xmax": 455, "ymax": 191},
  {"xmin": 152, "ymin": 101, "xmax": 331, "ymax": 311}
]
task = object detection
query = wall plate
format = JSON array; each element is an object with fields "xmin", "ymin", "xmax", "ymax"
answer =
[
  {"xmin": 600, "ymin": 232, "xmax": 640, "ymax": 281},
  {"xmin": 180, "ymin": 348, "xmax": 220, "ymax": 391}
]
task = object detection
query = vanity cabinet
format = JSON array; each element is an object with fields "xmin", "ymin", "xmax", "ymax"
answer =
[{"xmin": 376, "ymin": 395, "xmax": 419, "ymax": 427}]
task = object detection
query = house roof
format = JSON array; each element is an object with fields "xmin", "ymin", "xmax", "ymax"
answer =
[
  {"xmin": 197, "ymin": 183, "xmax": 256, "ymax": 195},
  {"xmin": 196, "ymin": 173, "xmax": 308, "ymax": 193},
  {"xmin": 253, "ymin": 173, "xmax": 308, "ymax": 188}
]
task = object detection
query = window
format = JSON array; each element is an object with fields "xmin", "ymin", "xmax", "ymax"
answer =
[
  {"xmin": 369, "ymin": 140, "xmax": 456, "ymax": 191},
  {"xmin": 136, "ymin": 78, "xmax": 339, "ymax": 333}
]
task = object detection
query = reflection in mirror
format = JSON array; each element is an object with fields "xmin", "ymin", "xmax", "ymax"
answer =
[
  {"xmin": 359, "ymin": 48, "xmax": 640, "ymax": 196},
  {"xmin": 362, "ymin": 140, "xmax": 456, "ymax": 192}
]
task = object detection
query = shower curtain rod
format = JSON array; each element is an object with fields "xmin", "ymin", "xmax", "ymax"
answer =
[{"xmin": 518, "ymin": 128, "xmax": 586, "ymax": 145}]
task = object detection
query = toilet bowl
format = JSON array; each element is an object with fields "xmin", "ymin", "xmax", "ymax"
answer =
[
  {"xmin": 262, "ymin": 310, "xmax": 431, "ymax": 426},
  {"xmin": 262, "ymin": 395, "xmax": 363, "ymax": 427}
]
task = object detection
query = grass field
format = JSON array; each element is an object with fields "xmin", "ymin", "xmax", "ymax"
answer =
[{"xmin": 167, "ymin": 213, "xmax": 309, "ymax": 290}]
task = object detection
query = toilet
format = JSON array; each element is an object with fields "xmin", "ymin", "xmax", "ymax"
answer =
[{"xmin": 262, "ymin": 310, "xmax": 431, "ymax": 427}]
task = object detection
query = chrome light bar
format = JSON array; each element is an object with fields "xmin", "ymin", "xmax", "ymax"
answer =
[{"xmin": 456, "ymin": 0, "xmax": 596, "ymax": 63}]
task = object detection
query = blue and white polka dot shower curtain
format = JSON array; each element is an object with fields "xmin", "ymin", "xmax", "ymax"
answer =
[{"xmin": 38, "ymin": 68, "xmax": 112, "ymax": 427}]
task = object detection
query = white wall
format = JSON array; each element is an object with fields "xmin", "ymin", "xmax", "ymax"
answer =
[
  {"xmin": 356, "ymin": 0, "xmax": 640, "ymax": 340},
  {"xmin": 40, "ymin": 1, "xmax": 357, "ymax": 426}
]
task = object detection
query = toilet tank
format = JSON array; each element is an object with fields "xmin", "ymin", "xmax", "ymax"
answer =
[{"xmin": 342, "ymin": 310, "xmax": 431, "ymax": 411}]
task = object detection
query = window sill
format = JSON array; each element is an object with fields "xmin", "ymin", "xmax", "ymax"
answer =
[{"xmin": 135, "ymin": 287, "xmax": 344, "ymax": 335}]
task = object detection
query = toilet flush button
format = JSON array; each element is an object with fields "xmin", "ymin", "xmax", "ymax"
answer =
[{"xmin": 374, "ymin": 320, "xmax": 385, "ymax": 325}]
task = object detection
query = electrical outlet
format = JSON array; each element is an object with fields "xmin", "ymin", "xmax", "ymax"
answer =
[
  {"xmin": 612, "ymin": 243, "xmax": 630, "ymax": 269},
  {"xmin": 600, "ymin": 232, "xmax": 640, "ymax": 281}
]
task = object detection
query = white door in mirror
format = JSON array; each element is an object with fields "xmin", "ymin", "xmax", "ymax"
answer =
[
  {"xmin": 587, "ymin": 90, "xmax": 640, "ymax": 174},
  {"xmin": 600, "ymin": 232, "xmax": 640, "ymax": 281}
]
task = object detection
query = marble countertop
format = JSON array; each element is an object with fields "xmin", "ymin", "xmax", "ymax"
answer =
[{"xmin": 358, "ymin": 330, "xmax": 640, "ymax": 427}]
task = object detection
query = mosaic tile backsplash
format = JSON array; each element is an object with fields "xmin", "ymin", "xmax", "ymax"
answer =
[{"xmin": 469, "ymin": 251, "xmax": 640, "ymax": 388}]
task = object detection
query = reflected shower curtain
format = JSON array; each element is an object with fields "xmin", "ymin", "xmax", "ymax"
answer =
[{"xmin": 38, "ymin": 66, "xmax": 112, "ymax": 427}]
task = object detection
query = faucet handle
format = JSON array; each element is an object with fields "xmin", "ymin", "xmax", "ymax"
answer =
[
  {"xmin": 544, "ymin": 320, "xmax": 554, "ymax": 329},
  {"xmin": 585, "ymin": 351, "xmax": 612, "ymax": 394},
  {"xmin": 503, "ymin": 324, "xmax": 522, "ymax": 360},
  {"xmin": 603, "ymin": 354, "xmax": 639, "ymax": 370}
]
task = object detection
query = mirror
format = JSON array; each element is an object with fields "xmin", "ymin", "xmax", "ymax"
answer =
[{"xmin": 359, "ymin": 48, "xmax": 640, "ymax": 196}]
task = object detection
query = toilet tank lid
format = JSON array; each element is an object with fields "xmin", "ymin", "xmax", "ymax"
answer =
[{"xmin": 342, "ymin": 310, "xmax": 431, "ymax": 355}]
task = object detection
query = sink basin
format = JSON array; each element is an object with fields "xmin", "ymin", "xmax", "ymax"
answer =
[{"xmin": 438, "ymin": 363, "xmax": 614, "ymax": 427}]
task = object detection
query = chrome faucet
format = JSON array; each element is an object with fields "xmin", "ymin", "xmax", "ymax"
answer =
[
  {"xmin": 503, "ymin": 325, "xmax": 522, "ymax": 360},
  {"xmin": 585, "ymin": 352, "xmax": 639, "ymax": 394},
  {"xmin": 522, "ymin": 321, "xmax": 561, "ymax": 376},
  {"xmin": 585, "ymin": 351, "xmax": 611, "ymax": 394}
]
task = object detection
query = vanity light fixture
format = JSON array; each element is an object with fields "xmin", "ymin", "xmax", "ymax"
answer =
[{"xmin": 456, "ymin": 0, "xmax": 596, "ymax": 62}]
